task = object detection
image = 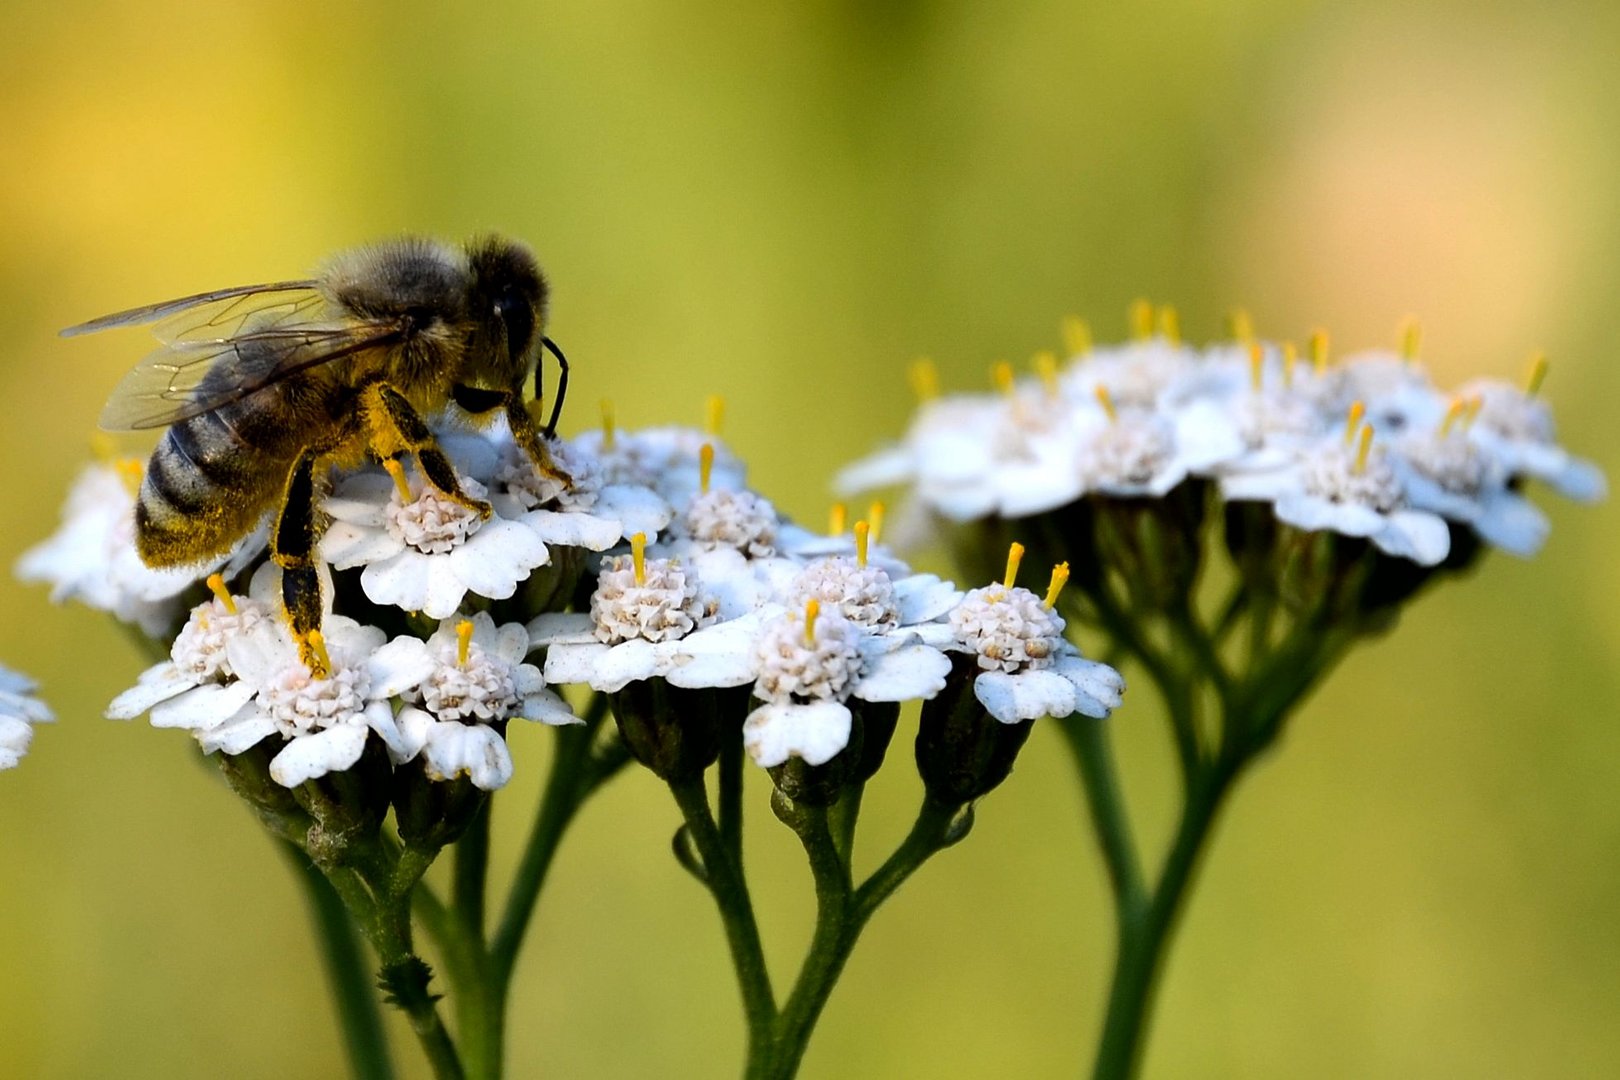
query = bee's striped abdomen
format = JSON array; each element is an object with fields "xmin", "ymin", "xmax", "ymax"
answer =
[{"xmin": 135, "ymin": 406, "xmax": 288, "ymax": 568}]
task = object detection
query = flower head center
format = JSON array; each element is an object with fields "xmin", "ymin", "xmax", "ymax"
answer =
[
  {"xmin": 1301, "ymin": 440, "xmax": 1403, "ymax": 511},
  {"xmin": 682, "ymin": 488, "xmax": 778, "ymax": 558},
  {"xmin": 950, "ymin": 585, "xmax": 1066, "ymax": 673},
  {"xmin": 170, "ymin": 594, "xmax": 268, "ymax": 681},
  {"xmin": 590, "ymin": 553, "xmax": 717, "ymax": 644},
  {"xmin": 1081, "ymin": 412, "xmax": 1175, "ymax": 486},
  {"xmin": 787, "ymin": 556, "xmax": 900, "ymax": 629},
  {"xmin": 260, "ymin": 658, "xmax": 370, "ymax": 735},
  {"xmin": 386, "ymin": 477, "xmax": 488, "ymax": 554},
  {"xmin": 752, "ymin": 606, "xmax": 865, "ymax": 703},
  {"xmin": 424, "ymin": 640, "xmax": 518, "ymax": 723}
]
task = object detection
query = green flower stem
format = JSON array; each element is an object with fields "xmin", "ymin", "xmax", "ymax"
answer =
[
  {"xmin": 1090, "ymin": 756, "xmax": 1237, "ymax": 1080},
  {"xmin": 719, "ymin": 732, "xmax": 745, "ymax": 867},
  {"xmin": 668, "ymin": 774, "xmax": 778, "ymax": 1056},
  {"xmin": 454, "ymin": 800, "xmax": 492, "ymax": 942},
  {"xmin": 1058, "ymin": 718, "xmax": 1146, "ymax": 913},
  {"xmin": 281, "ymin": 842, "xmax": 396, "ymax": 1080},
  {"xmin": 828, "ymin": 781, "xmax": 865, "ymax": 867}
]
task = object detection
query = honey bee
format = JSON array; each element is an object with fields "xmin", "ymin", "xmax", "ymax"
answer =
[{"xmin": 65, "ymin": 235, "xmax": 571, "ymax": 672}]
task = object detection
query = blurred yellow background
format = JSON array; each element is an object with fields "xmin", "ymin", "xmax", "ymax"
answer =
[{"xmin": 2, "ymin": 1, "xmax": 1616, "ymax": 1077}]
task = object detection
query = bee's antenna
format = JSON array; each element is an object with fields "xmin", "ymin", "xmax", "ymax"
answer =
[{"xmin": 541, "ymin": 336, "xmax": 570, "ymax": 439}]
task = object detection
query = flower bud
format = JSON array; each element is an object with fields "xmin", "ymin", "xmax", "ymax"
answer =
[
  {"xmin": 392, "ymin": 758, "xmax": 492, "ymax": 852},
  {"xmin": 609, "ymin": 680, "xmax": 743, "ymax": 782},
  {"xmin": 286, "ymin": 736, "xmax": 392, "ymax": 867}
]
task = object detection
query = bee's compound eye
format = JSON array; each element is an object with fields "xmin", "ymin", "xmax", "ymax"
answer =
[{"xmin": 498, "ymin": 288, "xmax": 535, "ymax": 361}]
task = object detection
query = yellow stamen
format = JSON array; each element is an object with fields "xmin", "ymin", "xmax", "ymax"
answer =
[
  {"xmin": 1043, "ymin": 562, "xmax": 1070, "ymax": 609},
  {"xmin": 991, "ymin": 359, "xmax": 1015, "ymax": 397},
  {"xmin": 114, "ymin": 458, "xmax": 144, "ymax": 496},
  {"xmin": 456, "ymin": 619, "xmax": 474, "ymax": 668},
  {"xmin": 1157, "ymin": 305, "xmax": 1181, "ymax": 346},
  {"xmin": 91, "ymin": 432, "xmax": 119, "ymax": 464},
  {"xmin": 1439, "ymin": 397, "xmax": 1467, "ymax": 437},
  {"xmin": 1282, "ymin": 342, "xmax": 1298, "ymax": 389},
  {"xmin": 601, "ymin": 399, "xmax": 616, "ymax": 451},
  {"xmin": 854, "ymin": 520, "xmax": 870, "ymax": 567},
  {"xmin": 868, "ymin": 501, "xmax": 886, "ymax": 545},
  {"xmin": 306, "ymin": 630, "xmax": 332, "ymax": 679},
  {"xmin": 1227, "ymin": 308, "xmax": 1255, "ymax": 344},
  {"xmin": 1525, "ymin": 352, "xmax": 1549, "ymax": 397},
  {"xmin": 1464, "ymin": 395, "xmax": 1484, "ymax": 428},
  {"xmin": 1248, "ymin": 342, "xmax": 1265, "ymax": 392},
  {"xmin": 1032, "ymin": 350, "xmax": 1059, "ymax": 396},
  {"xmin": 631, "ymin": 532, "xmax": 647, "ymax": 586},
  {"xmin": 1062, "ymin": 315, "xmax": 1093, "ymax": 357},
  {"xmin": 1352, "ymin": 424, "xmax": 1374, "ymax": 474},
  {"xmin": 1343, "ymin": 401, "xmax": 1366, "ymax": 443},
  {"xmin": 828, "ymin": 502, "xmax": 847, "ymax": 536},
  {"xmin": 1129, "ymin": 298, "xmax": 1154, "ymax": 341},
  {"xmin": 699, "ymin": 443, "xmax": 714, "ymax": 495},
  {"xmin": 1094, "ymin": 385, "xmax": 1117, "ymax": 421},
  {"xmin": 1399, "ymin": 317, "xmax": 1422, "ymax": 362},
  {"xmin": 804, "ymin": 598, "xmax": 820, "ymax": 645},
  {"xmin": 1309, "ymin": 328, "xmax": 1330, "ymax": 372},
  {"xmin": 383, "ymin": 458, "xmax": 413, "ymax": 503},
  {"xmin": 1003, "ymin": 542, "xmax": 1025, "ymax": 590},
  {"xmin": 205, "ymin": 573, "xmax": 237, "ymax": 615},
  {"xmin": 705, "ymin": 394, "xmax": 725, "ymax": 437},
  {"xmin": 909, "ymin": 357, "xmax": 940, "ymax": 401}
]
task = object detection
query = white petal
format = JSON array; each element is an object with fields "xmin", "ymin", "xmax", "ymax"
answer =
[
  {"xmin": 894, "ymin": 574, "xmax": 965, "ymax": 626},
  {"xmin": 449, "ymin": 520, "xmax": 549, "ymax": 601},
  {"xmin": 1552, "ymin": 456, "xmax": 1607, "ymax": 502},
  {"xmin": 528, "ymin": 612, "xmax": 598, "ymax": 647},
  {"xmin": 363, "ymin": 701, "xmax": 411, "ymax": 764},
  {"xmin": 366, "ymin": 637, "xmax": 436, "ymax": 698},
  {"xmin": 743, "ymin": 700, "xmax": 853, "ymax": 767},
  {"xmin": 149, "ymin": 681, "xmax": 259, "ymax": 732},
  {"xmin": 1376, "ymin": 510, "xmax": 1451, "ymax": 566},
  {"xmin": 269, "ymin": 724, "xmax": 370, "ymax": 787},
  {"xmin": 106, "ymin": 663, "xmax": 196, "ymax": 720},
  {"xmin": 1052, "ymin": 653, "xmax": 1125, "ymax": 717},
  {"xmin": 319, "ymin": 521, "xmax": 403, "ymax": 569},
  {"xmin": 493, "ymin": 622, "xmax": 531, "ymax": 665},
  {"xmin": 1473, "ymin": 491, "xmax": 1548, "ymax": 558},
  {"xmin": 661, "ymin": 618, "xmax": 760, "ymax": 689},
  {"xmin": 197, "ymin": 709, "xmax": 278, "ymax": 755},
  {"xmin": 853, "ymin": 644, "xmax": 951, "ymax": 702},
  {"xmin": 589, "ymin": 640, "xmax": 660, "ymax": 693},
  {"xmin": 524, "ymin": 508, "xmax": 623, "ymax": 551},
  {"xmin": 1275, "ymin": 493, "xmax": 1381, "ymax": 537},
  {"xmin": 395, "ymin": 706, "xmax": 434, "ymax": 760},
  {"xmin": 594, "ymin": 484, "xmax": 674, "ymax": 537},
  {"xmin": 518, "ymin": 686, "xmax": 582, "ymax": 725},
  {"xmin": 361, "ymin": 552, "xmax": 434, "ymax": 613},
  {"xmin": 833, "ymin": 446, "xmax": 915, "ymax": 495},
  {"xmin": 541, "ymin": 642, "xmax": 611, "ymax": 686},
  {"xmin": 973, "ymin": 669, "xmax": 1077, "ymax": 723},
  {"xmin": 422, "ymin": 724, "xmax": 514, "ymax": 790}
]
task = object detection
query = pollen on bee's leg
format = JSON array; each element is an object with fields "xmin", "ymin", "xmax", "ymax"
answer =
[{"xmin": 383, "ymin": 457, "xmax": 413, "ymax": 503}]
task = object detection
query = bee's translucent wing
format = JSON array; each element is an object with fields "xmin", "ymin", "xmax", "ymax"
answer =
[
  {"xmin": 61, "ymin": 280, "xmax": 321, "ymax": 339},
  {"xmin": 99, "ymin": 317, "xmax": 408, "ymax": 432}
]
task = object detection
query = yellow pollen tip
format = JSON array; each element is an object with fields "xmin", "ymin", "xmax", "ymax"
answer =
[
  {"xmin": 1309, "ymin": 329, "xmax": 1330, "ymax": 372},
  {"xmin": 854, "ymin": 520, "xmax": 870, "ymax": 567},
  {"xmin": 456, "ymin": 619, "xmax": 474, "ymax": 667},
  {"xmin": 1003, "ymin": 542, "xmax": 1025, "ymax": 590},
  {"xmin": 828, "ymin": 502, "xmax": 847, "ymax": 536},
  {"xmin": 699, "ymin": 443, "xmax": 714, "ymax": 495},
  {"xmin": 1033, "ymin": 350, "xmax": 1059, "ymax": 396},
  {"xmin": 1525, "ymin": 352, "xmax": 1549, "ymax": 397},
  {"xmin": 991, "ymin": 360, "xmax": 1015, "ymax": 397},
  {"xmin": 205, "ymin": 573, "xmax": 237, "ymax": 615},
  {"xmin": 1343, "ymin": 401, "xmax": 1366, "ymax": 443},
  {"xmin": 1129, "ymin": 298, "xmax": 1154, "ymax": 341},
  {"xmin": 1282, "ymin": 342, "xmax": 1298, "ymax": 388},
  {"xmin": 1157, "ymin": 305, "xmax": 1181, "ymax": 346},
  {"xmin": 1227, "ymin": 308, "xmax": 1255, "ymax": 344},
  {"xmin": 804, "ymin": 598, "xmax": 820, "ymax": 645},
  {"xmin": 1399, "ymin": 317, "xmax": 1422, "ymax": 362},
  {"xmin": 868, "ymin": 501, "xmax": 886, "ymax": 545},
  {"xmin": 305, "ymin": 630, "xmax": 332, "ymax": 679},
  {"xmin": 1464, "ymin": 395, "xmax": 1483, "ymax": 428},
  {"xmin": 1439, "ymin": 398, "xmax": 1467, "ymax": 437},
  {"xmin": 1353, "ymin": 424, "xmax": 1374, "ymax": 474},
  {"xmin": 705, "ymin": 394, "xmax": 725, "ymax": 437},
  {"xmin": 1248, "ymin": 342, "xmax": 1265, "ymax": 392},
  {"xmin": 909, "ymin": 357, "xmax": 940, "ymax": 402},
  {"xmin": 1062, "ymin": 315, "xmax": 1093, "ymax": 357},
  {"xmin": 600, "ymin": 399, "xmax": 616, "ymax": 451},
  {"xmin": 631, "ymin": 532, "xmax": 647, "ymax": 586},
  {"xmin": 1094, "ymin": 385, "xmax": 1118, "ymax": 421},
  {"xmin": 383, "ymin": 458, "xmax": 413, "ymax": 503},
  {"xmin": 1043, "ymin": 562, "xmax": 1070, "ymax": 609},
  {"xmin": 114, "ymin": 458, "xmax": 144, "ymax": 494}
]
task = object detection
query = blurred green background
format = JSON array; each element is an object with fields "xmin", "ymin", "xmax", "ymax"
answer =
[{"xmin": 2, "ymin": 1, "xmax": 1616, "ymax": 1076}]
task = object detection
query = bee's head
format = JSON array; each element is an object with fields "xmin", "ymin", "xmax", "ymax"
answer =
[{"xmin": 466, "ymin": 236, "xmax": 548, "ymax": 386}]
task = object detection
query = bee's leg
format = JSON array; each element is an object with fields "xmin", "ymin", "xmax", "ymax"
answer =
[
  {"xmin": 271, "ymin": 447, "xmax": 328, "ymax": 675},
  {"xmin": 540, "ymin": 336, "xmax": 570, "ymax": 439},
  {"xmin": 504, "ymin": 391, "xmax": 571, "ymax": 487},
  {"xmin": 365, "ymin": 382, "xmax": 492, "ymax": 518}
]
